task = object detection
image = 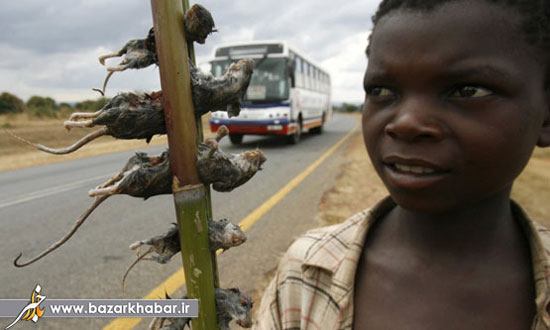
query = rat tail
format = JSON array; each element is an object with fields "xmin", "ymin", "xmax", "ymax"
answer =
[
  {"xmin": 3, "ymin": 128, "xmax": 107, "ymax": 155},
  {"xmin": 13, "ymin": 195, "xmax": 110, "ymax": 268},
  {"xmin": 101, "ymin": 71, "xmax": 115, "ymax": 95},
  {"xmin": 121, "ymin": 247, "xmax": 153, "ymax": 295}
]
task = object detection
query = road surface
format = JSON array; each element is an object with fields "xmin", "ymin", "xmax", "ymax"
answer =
[{"xmin": 0, "ymin": 113, "xmax": 358, "ymax": 329}]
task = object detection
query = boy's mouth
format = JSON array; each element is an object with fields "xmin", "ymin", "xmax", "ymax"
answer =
[
  {"xmin": 392, "ymin": 163, "xmax": 436, "ymax": 174},
  {"xmin": 382, "ymin": 155, "xmax": 447, "ymax": 172},
  {"xmin": 382, "ymin": 156, "xmax": 450, "ymax": 189}
]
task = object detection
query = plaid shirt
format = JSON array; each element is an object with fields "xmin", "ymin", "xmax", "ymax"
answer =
[{"xmin": 254, "ymin": 197, "xmax": 550, "ymax": 330}]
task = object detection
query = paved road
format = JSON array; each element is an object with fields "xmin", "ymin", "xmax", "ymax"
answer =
[{"xmin": 0, "ymin": 113, "xmax": 358, "ymax": 329}]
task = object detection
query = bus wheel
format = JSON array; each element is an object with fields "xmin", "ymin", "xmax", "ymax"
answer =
[
  {"xmin": 288, "ymin": 120, "xmax": 302, "ymax": 144},
  {"xmin": 310, "ymin": 113, "xmax": 325, "ymax": 134},
  {"xmin": 229, "ymin": 133, "xmax": 244, "ymax": 145}
]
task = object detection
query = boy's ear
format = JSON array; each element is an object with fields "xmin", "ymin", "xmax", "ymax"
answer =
[{"xmin": 537, "ymin": 90, "xmax": 550, "ymax": 147}]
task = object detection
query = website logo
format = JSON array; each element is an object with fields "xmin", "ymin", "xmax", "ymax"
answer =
[{"xmin": 5, "ymin": 285, "xmax": 46, "ymax": 329}]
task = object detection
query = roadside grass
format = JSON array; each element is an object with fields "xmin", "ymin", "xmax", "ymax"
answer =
[{"xmin": 0, "ymin": 113, "xmax": 212, "ymax": 172}]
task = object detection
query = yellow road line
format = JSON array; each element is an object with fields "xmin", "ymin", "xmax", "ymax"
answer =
[{"xmin": 104, "ymin": 122, "xmax": 359, "ymax": 330}]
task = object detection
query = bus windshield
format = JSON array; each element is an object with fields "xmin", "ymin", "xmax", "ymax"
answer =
[{"xmin": 211, "ymin": 58, "xmax": 289, "ymax": 104}]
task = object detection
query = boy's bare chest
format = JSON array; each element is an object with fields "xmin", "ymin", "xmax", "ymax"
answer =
[{"xmin": 352, "ymin": 253, "xmax": 536, "ymax": 330}]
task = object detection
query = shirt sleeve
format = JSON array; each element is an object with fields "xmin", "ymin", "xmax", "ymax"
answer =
[
  {"xmin": 254, "ymin": 236, "xmax": 311, "ymax": 330},
  {"xmin": 254, "ymin": 271, "xmax": 283, "ymax": 330}
]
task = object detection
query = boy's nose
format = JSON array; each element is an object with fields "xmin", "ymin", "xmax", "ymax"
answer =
[{"xmin": 384, "ymin": 99, "xmax": 444, "ymax": 142}]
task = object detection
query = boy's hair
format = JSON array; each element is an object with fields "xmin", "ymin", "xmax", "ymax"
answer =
[{"xmin": 369, "ymin": 0, "xmax": 550, "ymax": 86}]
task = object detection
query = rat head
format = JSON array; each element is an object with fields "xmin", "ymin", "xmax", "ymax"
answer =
[
  {"xmin": 363, "ymin": 0, "xmax": 550, "ymax": 214},
  {"xmin": 145, "ymin": 27, "xmax": 156, "ymax": 52},
  {"xmin": 220, "ymin": 288, "xmax": 253, "ymax": 328},
  {"xmin": 229, "ymin": 59, "xmax": 254, "ymax": 77},
  {"xmin": 242, "ymin": 150, "xmax": 267, "ymax": 169},
  {"xmin": 185, "ymin": 4, "xmax": 216, "ymax": 44},
  {"xmin": 220, "ymin": 219, "xmax": 247, "ymax": 246}
]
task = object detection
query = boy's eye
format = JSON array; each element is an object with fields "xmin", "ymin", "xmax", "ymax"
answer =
[
  {"xmin": 450, "ymin": 86, "xmax": 493, "ymax": 98},
  {"xmin": 365, "ymin": 87, "xmax": 395, "ymax": 98}
]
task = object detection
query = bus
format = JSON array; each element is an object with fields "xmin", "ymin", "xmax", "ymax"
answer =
[{"xmin": 208, "ymin": 40, "xmax": 332, "ymax": 144}]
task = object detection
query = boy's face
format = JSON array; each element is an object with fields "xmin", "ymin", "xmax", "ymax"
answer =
[{"xmin": 362, "ymin": 0, "xmax": 550, "ymax": 213}]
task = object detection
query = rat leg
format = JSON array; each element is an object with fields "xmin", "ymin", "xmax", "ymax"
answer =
[
  {"xmin": 98, "ymin": 47, "xmax": 126, "ymax": 65},
  {"xmin": 205, "ymin": 139, "xmax": 219, "ymax": 158},
  {"xmin": 88, "ymin": 180, "xmax": 121, "ymax": 197},
  {"xmin": 89, "ymin": 163, "xmax": 141, "ymax": 197},
  {"xmin": 215, "ymin": 125, "xmax": 229, "ymax": 142},
  {"xmin": 63, "ymin": 119, "xmax": 95, "ymax": 130},
  {"xmin": 95, "ymin": 172, "xmax": 123, "ymax": 190},
  {"xmin": 107, "ymin": 65, "xmax": 130, "ymax": 73},
  {"xmin": 68, "ymin": 109, "xmax": 104, "ymax": 121},
  {"xmin": 3, "ymin": 128, "xmax": 108, "ymax": 155},
  {"xmin": 13, "ymin": 195, "xmax": 109, "ymax": 267}
]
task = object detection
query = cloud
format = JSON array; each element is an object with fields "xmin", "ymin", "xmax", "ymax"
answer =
[{"xmin": 0, "ymin": 0, "xmax": 380, "ymax": 103}]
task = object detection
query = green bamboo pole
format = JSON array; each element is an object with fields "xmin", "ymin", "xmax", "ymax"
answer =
[
  {"xmin": 181, "ymin": 0, "xmax": 220, "ymax": 288},
  {"xmin": 150, "ymin": 1, "xmax": 218, "ymax": 329}
]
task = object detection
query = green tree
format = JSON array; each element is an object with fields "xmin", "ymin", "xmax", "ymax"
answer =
[
  {"xmin": 27, "ymin": 96, "xmax": 57, "ymax": 109},
  {"xmin": 342, "ymin": 103, "xmax": 359, "ymax": 112},
  {"xmin": 0, "ymin": 92, "xmax": 25, "ymax": 114},
  {"xmin": 74, "ymin": 97, "xmax": 108, "ymax": 111},
  {"xmin": 26, "ymin": 95, "xmax": 58, "ymax": 117},
  {"xmin": 59, "ymin": 102, "xmax": 73, "ymax": 109}
]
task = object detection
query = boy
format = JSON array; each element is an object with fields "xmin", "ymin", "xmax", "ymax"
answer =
[{"xmin": 255, "ymin": 0, "xmax": 550, "ymax": 329}]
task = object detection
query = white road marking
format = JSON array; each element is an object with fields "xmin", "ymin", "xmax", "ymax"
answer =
[{"xmin": 0, "ymin": 174, "xmax": 111, "ymax": 209}]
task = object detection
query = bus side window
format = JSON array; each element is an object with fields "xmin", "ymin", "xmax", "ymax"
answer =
[
  {"xmin": 314, "ymin": 68, "xmax": 319, "ymax": 92},
  {"xmin": 288, "ymin": 58, "xmax": 296, "ymax": 88},
  {"xmin": 305, "ymin": 62, "xmax": 311, "ymax": 90},
  {"xmin": 213, "ymin": 64, "xmax": 223, "ymax": 77},
  {"xmin": 312, "ymin": 65, "xmax": 317, "ymax": 91},
  {"xmin": 295, "ymin": 56, "xmax": 302, "ymax": 88}
]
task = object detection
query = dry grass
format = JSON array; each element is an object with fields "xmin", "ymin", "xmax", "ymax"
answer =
[
  {"xmin": 316, "ymin": 131, "xmax": 388, "ymax": 226},
  {"xmin": 512, "ymin": 156, "xmax": 550, "ymax": 225},
  {"xmin": 0, "ymin": 113, "xmax": 212, "ymax": 172}
]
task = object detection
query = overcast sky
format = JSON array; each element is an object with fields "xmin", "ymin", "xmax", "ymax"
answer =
[{"xmin": 0, "ymin": 1, "xmax": 379, "ymax": 104}]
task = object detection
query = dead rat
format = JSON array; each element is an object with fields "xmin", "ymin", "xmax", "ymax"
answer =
[
  {"xmin": 197, "ymin": 125, "xmax": 266, "ymax": 192},
  {"xmin": 98, "ymin": 4, "xmax": 216, "ymax": 94},
  {"xmin": 3, "ymin": 91, "xmax": 164, "ymax": 155},
  {"xmin": 13, "ymin": 151, "xmax": 171, "ymax": 268},
  {"xmin": 149, "ymin": 288, "xmax": 253, "ymax": 330},
  {"xmin": 88, "ymin": 150, "xmax": 171, "ymax": 199},
  {"xmin": 4, "ymin": 59, "xmax": 253, "ymax": 155},
  {"xmin": 12, "ymin": 133, "xmax": 264, "ymax": 267},
  {"xmin": 122, "ymin": 219, "xmax": 246, "ymax": 293},
  {"xmin": 191, "ymin": 58, "xmax": 253, "ymax": 118}
]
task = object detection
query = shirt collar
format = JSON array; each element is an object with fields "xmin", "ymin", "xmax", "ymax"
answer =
[
  {"xmin": 302, "ymin": 197, "xmax": 550, "ymax": 325},
  {"xmin": 302, "ymin": 197, "xmax": 395, "ymax": 272},
  {"xmin": 512, "ymin": 201, "xmax": 550, "ymax": 327},
  {"xmin": 302, "ymin": 197, "xmax": 395, "ymax": 303}
]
